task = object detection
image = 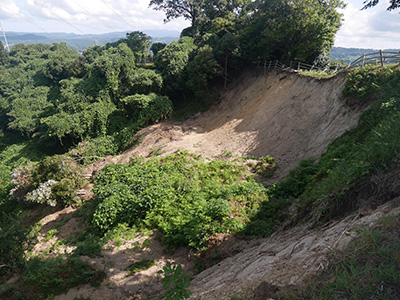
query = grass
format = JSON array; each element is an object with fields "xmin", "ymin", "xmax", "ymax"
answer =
[
  {"xmin": 271, "ymin": 65, "xmax": 400, "ymax": 224},
  {"xmin": 279, "ymin": 214, "xmax": 400, "ymax": 300},
  {"xmin": 0, "ymin": 255, "xmax": 106, "ymax": 300},
  {"xmin": 126, "ymin": 259, "xmax": 157, "ymax": 275}
]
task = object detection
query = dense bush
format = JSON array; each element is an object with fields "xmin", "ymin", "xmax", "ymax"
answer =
[
  {"xmin": 92, "ymin": 151, "xmax": 275, "ymax": 249},
  {"xmin": 10, "ymin": 155, "xmax": 86, "ymax": 207}
]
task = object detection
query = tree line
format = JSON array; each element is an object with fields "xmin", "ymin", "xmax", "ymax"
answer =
[{"xmin": 0, "ymin": 0, "xmax": 345, "ymax": 156}]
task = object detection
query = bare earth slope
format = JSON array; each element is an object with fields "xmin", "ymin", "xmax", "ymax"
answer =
[
  {"xmin": 52, "ymin": 70, "xmax": 374, "ymax": 300},
  {"xmin": 120, "ymin": 70, "xmax": 362, "ymax": 179}
]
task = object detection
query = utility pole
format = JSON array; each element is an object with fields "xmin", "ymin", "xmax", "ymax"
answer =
[
  {"xmin": 0, "ymin": 20, "xmax": 10, "ymax": 52},
  {"xmin": 92, "ymin": 37, "xmax": 100, "ymax": 46}
]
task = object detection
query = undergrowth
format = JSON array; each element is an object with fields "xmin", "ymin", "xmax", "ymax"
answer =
[{"xmin": 91, "ymin": 151, "xmax": 286, "ymax": 250}]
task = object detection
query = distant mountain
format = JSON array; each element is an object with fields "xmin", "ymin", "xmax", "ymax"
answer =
[
  {"xmin": 330, "ymin": 47, "xmax": 400, "ymax": 63},
  {"xmin": 2, "ymin": 30, "xmax": 180, "ymax": 52}
]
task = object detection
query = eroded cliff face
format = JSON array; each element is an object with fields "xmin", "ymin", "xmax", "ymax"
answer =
[
  {"xmin": 52, "ymin": 69, "xmax": 375, "ymax": 300},
  {"xmin": 189, "ymin": 198, "xmax": 400, "ymax": 299},
  {"xmin": 120, "ymin": 70, "xmax": 362, "ymax": 180}
]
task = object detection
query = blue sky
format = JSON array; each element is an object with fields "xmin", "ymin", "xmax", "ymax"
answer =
[{"xmin": 0, "ymin": 0, "xmax": 399, "ymax": 49}]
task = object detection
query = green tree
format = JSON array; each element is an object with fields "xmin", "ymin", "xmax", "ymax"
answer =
[
  {"xmin": 240, "ymin": 0, "xmax": 344, "ymax": 63},
  {"xmin": 150, "ymin": 42, "xmax": 167, "ymax": 57},
  {"xmin": 125, "ymin": 31, "xmax": 152, "ymax": 63},
  {"xmin": 187, "ymin": 45, "xmax": 220, "ymax": 100},
  {"xmin": 149, "ymin": 0, "xmax": 204, "ymax": 34},
  {"xmin": 0, "ymin": 41, "xmax": 9, "ymax": 66},
  {"xmin": 362, "ymin": 0, "xmax": 400, "ymax": 10},
  {"xmin": 154, "ymin": 36, "xmax": 196, "ymax": 101}
]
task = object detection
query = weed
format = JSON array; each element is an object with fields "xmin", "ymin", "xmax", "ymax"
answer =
[
  {"xmin": 126, "ymin": 259, "xmax": 157, "ymax": 275},
  {"xmin": 44, "ymin": 229, "xmax": 58, "ymax": 241},
  {"xmin": 157, "ymin": 262, "xmax": 192, "ymax": 300},
  {"xmin": 91, "ymin": 151, "xmax": 279, "ymax": 250},
  {"xmin": 73, "ymin": 236, "xmax": 103, "ymax": 258},
  {"xmin": 18, "ymin": 255, "xmax": 106, "ymax": 299},
  {"xmin": 55, "ymin": 216, "xmax": 72, "ymax": 229}
]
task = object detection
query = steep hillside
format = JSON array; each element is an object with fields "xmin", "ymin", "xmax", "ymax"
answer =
[
  {"xmin": 120, "ymin": 69, "xmax": 363, "ymax": 180},
  {"xmin": 4, "ymin": 66, "xmax": 400, "ymax": 300}
]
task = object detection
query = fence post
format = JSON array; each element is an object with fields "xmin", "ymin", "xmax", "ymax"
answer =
[
  {"xmin": 274, "ymin": 60, "xmax": 277, "ymax": 70},
  {"xmin": 298, "ymin": 62, "xmax": 300, "ymax": 71},
  {"xmin": 380, "ymin": 50, "xmax": 384, "ymax": 66},
  {"xmin": 268, "ymin": 61, "xmax": 272, "ymax": 70}
]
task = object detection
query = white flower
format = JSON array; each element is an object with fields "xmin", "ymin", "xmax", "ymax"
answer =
[{"xmin": 25, "ymin": 180, "xmax": 58, "ymax": 205}]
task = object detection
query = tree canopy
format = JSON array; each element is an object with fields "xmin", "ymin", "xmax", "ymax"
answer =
[{"xmin": 362, "ymin": 0, "xmax": 400, "ymax": 10}]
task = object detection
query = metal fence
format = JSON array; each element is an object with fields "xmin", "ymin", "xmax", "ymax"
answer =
[{"xmin": 254, "ymin": 50, "xmax": 400, "ymax": 74}]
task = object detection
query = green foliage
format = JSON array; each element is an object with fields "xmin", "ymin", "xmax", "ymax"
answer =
[
  {"xmin": 240, "ymin": 0, "xmax": 344, "ymax": 63},
  {"xmin": 0, "ymin": 39, "xmax": 170, "ymax": 153},
  {"xmin": 157, "ymin": 262, "xmax": 192, "ymax": 300},
  {"xmin": 91, "ymin": 151, "xmax": 276, "ymax": 249},
  {"xmin": 343, "ymin": 64, "xmax": 395, "ymax": 100},
  {"xmin": 187, "ymin": 45, "xmax": 220, "ymax": 101},
  {"xmin": 151, "ymin": 42, "xmax": 167, "ymax": 57},
  {"xmin": 11, "ymin": 154, "xmax": 86, "ymax": 207},
  {"xmin": 248, "ymin": 156, "xmax": 277, "ymax": 178},
  {"xmin": 20, "ymin": 256, "xmax": 105, "ymax": 298},
  {"xmin": 276, "ymin": 65, "xmax": 400, "ymax": 222},
  {"xmin": 0, "ymin": 213, "xmax": 31, "ymax": 277},
  {"xmin": 126, "ymin": 259, "xmax": 157, "ymax": 275},
  {"xmin": 154, "ymin": 37, "xmax": 197, "ymax": 101},
  {"xmin": 73, "ymin": 236, "xmax": 103, "ymax": 258},
  {"xmin": 125, "ymin": 31, "xmax": 152, "ymax": 62}
]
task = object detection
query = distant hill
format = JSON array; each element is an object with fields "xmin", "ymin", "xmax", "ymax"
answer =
[
  {"xmin": 2, "ymin": 30, "xmax": 180, "ymax": 52},
  {"xmin": 330, "ymin": 47, "xmax": 400, "ymax": 63}
]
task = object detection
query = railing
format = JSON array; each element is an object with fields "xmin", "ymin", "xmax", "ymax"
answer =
[
  {"xmin": 254, "ymin": 50, "xmax": 400, "ymax": 75},
  {"xmin": 254, "ymin": 60, "xmax": 343, "ymax": 74},
  {"xmin": 346, "ymin": 50, "xmax": 400, "ymax": 69}
]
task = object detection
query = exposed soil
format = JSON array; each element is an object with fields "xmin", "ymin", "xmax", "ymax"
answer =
[
  {"xmin": 24, "ymin": 69, "xmax": 390, "ymax": 300},
  {"xmin": 119, "ymin": 69, "xmax": 363, "ymax": 181}
]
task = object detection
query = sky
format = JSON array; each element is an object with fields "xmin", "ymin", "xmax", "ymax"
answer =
[{"xmin": 0, "ymin": 0, "xmax": 399, "ymax": 49}]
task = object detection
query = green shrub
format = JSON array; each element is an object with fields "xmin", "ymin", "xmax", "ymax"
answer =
[
  {"xmin": 91, "ymin": 151, "xmax": 276, "ymax": 250},
  {"xmin": 0, "ymin": 213, "xmax": 31, "ymax": 277},
  {"xmin": 158, "ymin": 262, "xmax": 192, "ymax": 300},
  {"xmin": 21, "ymin": 256, "xmax": 105, "ymax": 298},
  {"xmin": 12, "ymin": 154, "xmax": 87, "ymax": 207}
]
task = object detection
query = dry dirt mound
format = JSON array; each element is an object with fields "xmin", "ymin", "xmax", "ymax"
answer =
[{"xmin": 120, "ymin": 70, "xmax": 362, "ymax": 179}]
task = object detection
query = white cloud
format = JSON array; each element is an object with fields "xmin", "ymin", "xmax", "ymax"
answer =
[
  {"xmin": 335, "ymin": 0, "xmax": 400, "ymax": 49},
  {"xmin": 0, "ymin": 0, "xmax": 25, "ymax": 18},
  {"xmin": 4, "ymin": 0, "xmax": 189, "ymax": 34}
]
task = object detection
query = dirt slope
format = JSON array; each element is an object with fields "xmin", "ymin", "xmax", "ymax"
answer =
[
  {"xmin": 120, "ymin": 69, "xmax": 362, "ymax": 179},
  {"xmin": 52, "ymin": 69, "xmax": 371, "ymax": 300},
  {"xmin": 189, "ymin": 197, "xmax": 400, "ymax": 299}
]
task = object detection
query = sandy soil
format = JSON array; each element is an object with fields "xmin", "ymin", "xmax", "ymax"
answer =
[
  {"xmin": 30, "ymin": 69, "xmax": 379, "ymax": 300},
  {"xmin": 119, "ymin": 69, "xmax": 363, "ymax": 180}
]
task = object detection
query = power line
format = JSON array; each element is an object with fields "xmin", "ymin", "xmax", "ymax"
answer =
[
  {"xmin": 70, "ymin": 0, "xmax": 118, "ymax": 33},
  {"xmin": 34, "ymin": 0, "xmax": 86, "ymax": 34},
  {"xmin": 0, "ymin": 3, "xmax": 81, "ymax": 50},
  {"xmin": 97, "ymin": 0, "xmax": 133, "ymax": 30}
]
